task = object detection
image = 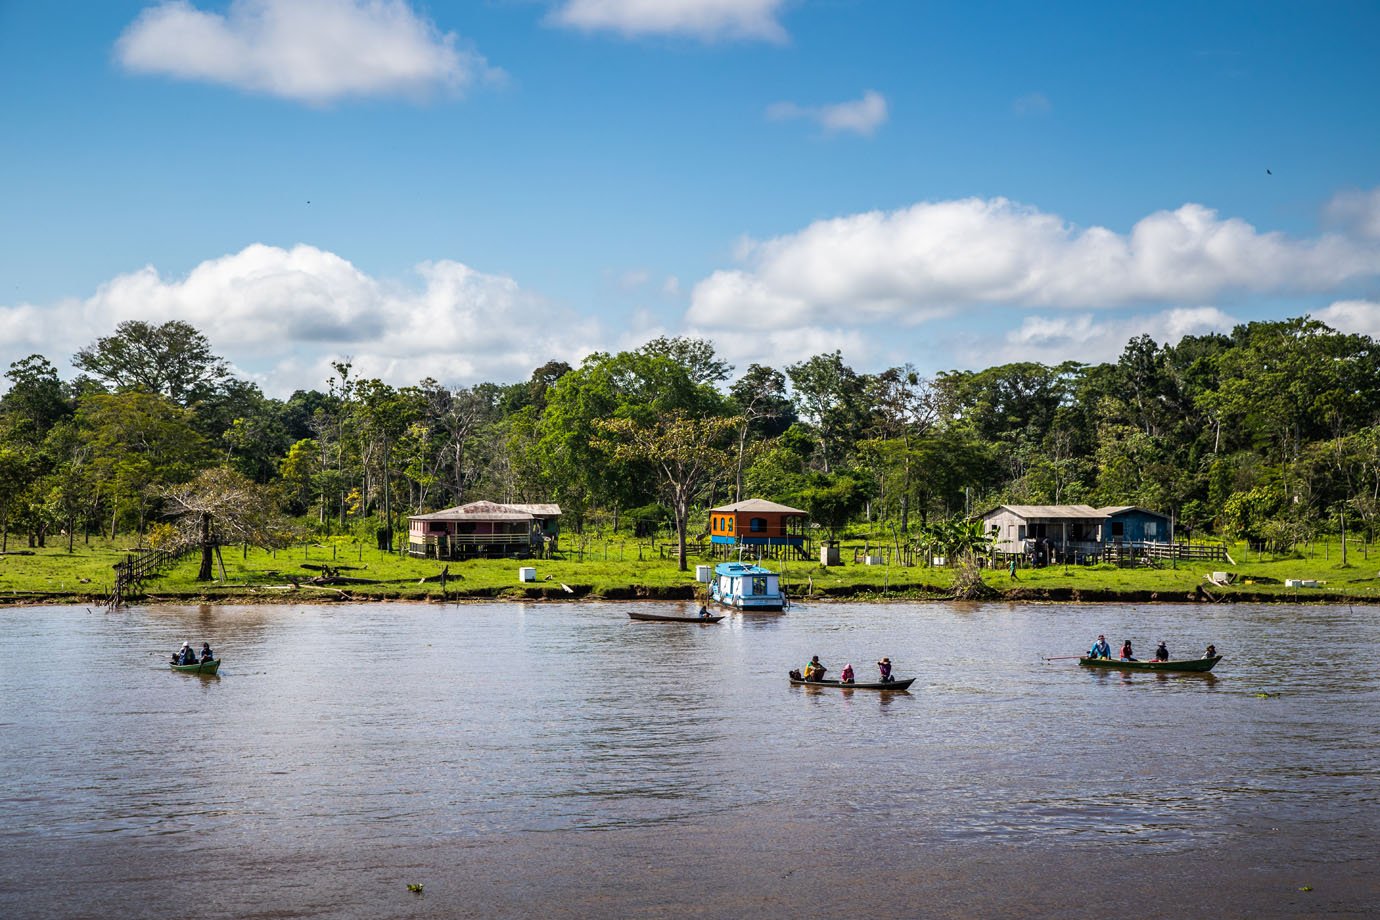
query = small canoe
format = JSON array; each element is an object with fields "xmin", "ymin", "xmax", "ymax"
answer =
[
  {"xmin": 170, "ymin": 659, "xmax": 220, "ymax": 675},
  {"xmin": 789, "ymin": 675, "xmax": 915, "ymax": 691},
  {"xmin": 1079, "ymin": 655, "xmax": 1221, "ymax": 673},
  {"xmin": 628, "ymin": 611, "xmax": 724, "ymax": 623}
]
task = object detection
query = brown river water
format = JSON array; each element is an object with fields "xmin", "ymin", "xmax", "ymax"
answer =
[{"xmin": 1, "ymin": 600, "xmax": 1377, "ymax": 919}]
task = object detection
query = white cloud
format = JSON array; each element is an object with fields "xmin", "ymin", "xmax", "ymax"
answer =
[
  {"xmin": 1314, "ymin": 299, "xmax": 1380, "ymax": 338},
  {"xmin": 767, "ymin": 90, "xmax": 888, "ymax": 137},
  {"xmin": 687, "ymin": 194, "xmax": 1380, "ymax": 328},
  {"xmin": 685, "ymin": 322, "xmax": 871, "ymax": 372},
  {"xmin": 116, "ymin": 0, "xmax": 498, "ymax": 104},
  {"xmin": 1325, "ymin": 188, "xmax": 1380, "ymax": 240},
  {"xmin": 0, "ymin": 244, "xmax": 602, "ymax": 395},
  {"xmin": 549, "ymin": 0, "xmax": 789, "ymax": 42},
  {"xmin": 975, "ymin": 306, "xmax": 1237, "ymax": 366}
]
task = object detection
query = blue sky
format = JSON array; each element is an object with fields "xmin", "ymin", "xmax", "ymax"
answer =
[{"xmin": 2, "ymin": 0, "xmax": 1378, "ymax": 395}]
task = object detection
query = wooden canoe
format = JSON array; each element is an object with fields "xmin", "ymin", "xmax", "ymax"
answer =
[
  {"xmin": 628, "ymin": 611, "xmax": 724, "ymax": 623},
  {"xmin": 1078, "ymin": 655, "xmax": 1220, "ymax": 673},
  {"xmin": 789, "ymin": 675, "xmax": 915, "ymax": 691},
  {"xmin": 170, "ymin": 658, "xmax": 220, "ymax": 675}
]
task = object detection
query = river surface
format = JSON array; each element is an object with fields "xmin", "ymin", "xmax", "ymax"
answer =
[{"xmin": 1, "ymin": 600, "xmax": 1377, "ymax": 918}]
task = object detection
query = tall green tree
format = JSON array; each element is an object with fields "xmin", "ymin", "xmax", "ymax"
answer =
[
  {"xmin": 594, "ymin": 412, "xmax": 740, "ymax": 571},
  {"xmin": 74, "ymin": 320, "xmax": 230, "ymax": 407},
  {"xmin": 77, "ymin": 391, "xmax": 206, "ymax": 536}
]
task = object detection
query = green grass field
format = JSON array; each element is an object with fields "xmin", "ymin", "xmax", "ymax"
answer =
[{"xmin": 2, "ymin": 533, "xmax": 1379, "ymax": 605}]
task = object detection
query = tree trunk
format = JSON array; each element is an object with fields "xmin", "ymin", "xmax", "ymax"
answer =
[
  {"xmin": 198, "ymin": 511, "xmax": 214, "ymax": 581},
  {"xmin": 674, "ymin": 493, "xmax": 689, "ymax": 572}
]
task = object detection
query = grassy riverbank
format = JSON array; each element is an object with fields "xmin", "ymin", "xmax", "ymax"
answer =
[{"xmin": 4, "ymin": 534, "xmax": 1380, "ymax": 606}]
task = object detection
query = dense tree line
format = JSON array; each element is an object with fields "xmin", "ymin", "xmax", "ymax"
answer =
[{"xmin": 4, "ymin": 316, "xmax": 1379, "ymax": 566}]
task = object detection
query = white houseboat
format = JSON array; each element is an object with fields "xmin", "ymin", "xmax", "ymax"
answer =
[{"xmin": 710, "ymin": 561, "xmax": 787, "ymax": 610}]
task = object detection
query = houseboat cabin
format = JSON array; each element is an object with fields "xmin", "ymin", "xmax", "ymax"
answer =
[
  {"xmin": 408, "ymin": 501, "xmax": 561, "ymax": 559},
  {"xmin": 710, "ymin": 561, "xmax": 786, "ymax": 610}
]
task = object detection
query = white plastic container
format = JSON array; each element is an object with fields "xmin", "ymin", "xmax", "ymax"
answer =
[
  {"xmin": 519, "ymin": 567, "xmax": 536, "ymax": 583},
  {"xmin": 695, "ymin": 564, "xmax": 713, "ymax": 583}
]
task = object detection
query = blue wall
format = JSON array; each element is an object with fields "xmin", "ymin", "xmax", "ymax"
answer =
[{"xmin": 1105, "ymin": 510, "xmax": 1170, "ymax": 543}]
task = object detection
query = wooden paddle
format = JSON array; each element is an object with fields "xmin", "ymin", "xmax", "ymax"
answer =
[{"xmin": 1042, "ymin": 655, "xmax": 1084, "ymax": 661}]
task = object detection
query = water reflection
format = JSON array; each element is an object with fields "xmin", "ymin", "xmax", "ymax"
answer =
[{"xmin": 2, "ymin": 601, "xmax": 1378, "ymax": 857}]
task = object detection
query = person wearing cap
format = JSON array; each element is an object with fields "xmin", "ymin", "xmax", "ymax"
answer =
[
  {"xmin": 1202, "ymin": 644, "xmax": 1217, "ymax": 659},
  {"xmin": 1089, "ymin": 635, "xmax": 1111, "ymax": 659},
  {"xmin": 172, "ymin": 642, "xmax": 196, "ymax": 665},
  {"xmin": 877, "ymin": 657, "xmax": 893, "ymax": 682},
  {"xmin": 1154, "ymin": 641, "xmax": 1169, "ymax": 661},
  {"xmin": 802, "ymin": 655, "xmax": 827, "ymax": 681}
]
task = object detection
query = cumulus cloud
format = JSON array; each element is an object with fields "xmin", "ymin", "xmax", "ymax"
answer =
[
  {"xmin": 687, "ymin": 195, "xmax": 1380, "ymax": 328},
  {"xmin": 1325, "ymin": 187, "xmax": 1380, "ymax": 240},
  {"xmin": 0, "ymin": 244, "xmax": 602, "ymax": 395},
  {"xmin": 767, "ymin": 90, "xmax": 888, "ymax": 137},
  {"xmin": 548, "ymin": 0, "xmax": 789, "ymax": 42},
  {"xmin": 970, "ymin": 306, "xmax": 1237, "ymax": 366},
  {"xmin": 116, "ymin": 0, "xmax": 499, "ymax": 104},
  {"xmin": 1314, "ymin": 299, "xmax": 1380, "ymax": 338}
]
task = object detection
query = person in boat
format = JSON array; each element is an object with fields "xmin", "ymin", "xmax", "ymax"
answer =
[
  {"xmin": 803, "ymin": 655, "xmax": 827, "ymax": 681},
  {"xmin": 173, "ymin": 642, "xmax": 196, "ymax": 665},
  {"xmin": 1089, "ymin": 635, "xmax": 1111, "ymax": 659},
  {"xmin": 839, "ymin": 663, "xmax": 855, "ymax": 684},
  {"xmin": 199, "ymin": 642, "xmax": 214, "ymax": 663},
  {"xmin": 877, "ymin": 657, "xmax": 893, "ymax": 682},
  {"xmin": 1202, "ymin": 644, "xmax": 1217, "ymax": 659},
  {"xmin": 697, "ymin": 605, "xmax": 711, "ymax": 619},
  {"xmin": 1119, "ymin": 640, "xmax": 1137, "ymax": 661},
  {"xmin": 1154, "ymin": 641, "xmax": 1169, "ymax": 661}
]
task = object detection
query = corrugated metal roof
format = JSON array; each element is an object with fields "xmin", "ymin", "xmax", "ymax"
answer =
[
  {"xmin": 507, "ymin": 503, "xmax": 562, "ymax": 517},
  {"xmin": 410, "ymin": 500, "xmax": 549, "ymax": 522},
  {"xmin": 982, "ymin": 504, "xmax": 1106, "ymax": 519},
  {"xmin": 1096, "ymin": 505, "xmax": 1169, "ymax": 519},
  {"xmin": 710, "ymin": 499, "xmax": 807, "ymax": 514}
]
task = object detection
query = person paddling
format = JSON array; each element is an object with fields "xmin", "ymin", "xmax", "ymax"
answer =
[
  {"xmin": 877, "ymin": 657, "xmax": 893, "ymax": 682},
  {"xmin": 1202, "ymin": 644, "xmax": 1217, "ymax": 659},
  {"xmin": 199, "ymin": 642, "xmax": 214, "ymax": 663},
  {"xmin": 1089, "ymin": 635, "xmax": 1111, "ymax": 659},
  {"xmin": 1154, "ymin": 641, "xmax": 1169, "ymax": 662}
]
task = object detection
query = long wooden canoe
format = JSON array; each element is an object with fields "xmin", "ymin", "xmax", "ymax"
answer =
[
  {"xmin": 789, "ymin": 675, "xmax": 915, "ymax": 691},
  {"xmin": 1079, "ymin": 655, "xmax": 1220, "ymax": 673},
  {"xmin": 170, "ymin": 658, "xmax": 220, "ymax": 675},
  {"xmin": 628, "ymin": 611, "xmax": 724, "ymax": 623}
]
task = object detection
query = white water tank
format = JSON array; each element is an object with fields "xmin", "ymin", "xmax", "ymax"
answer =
[
  {"xmin": 518, "ymin": 566, "xmax": 536, "ymax": 582},
  {"xmin": 695, "ymin": 564, "xmax": 713, "ymax": 583}
]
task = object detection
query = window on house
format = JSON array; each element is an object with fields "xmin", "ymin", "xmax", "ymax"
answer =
[
  {"xmin": 1112, "ymin": 522, "xmax": 1125, "ymax": 538},
  {"xmin": 1018, "ymin": 525, "xmax": 1027, "ymax": 541},
  {"xmin": 750, "ymin": 518, "xmax": 767, "ymax": 532}
]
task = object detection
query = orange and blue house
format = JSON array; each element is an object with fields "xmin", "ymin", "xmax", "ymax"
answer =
[{"xmin": 708, "ymin": 499, "xmax": 809, "ymax": 558}]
